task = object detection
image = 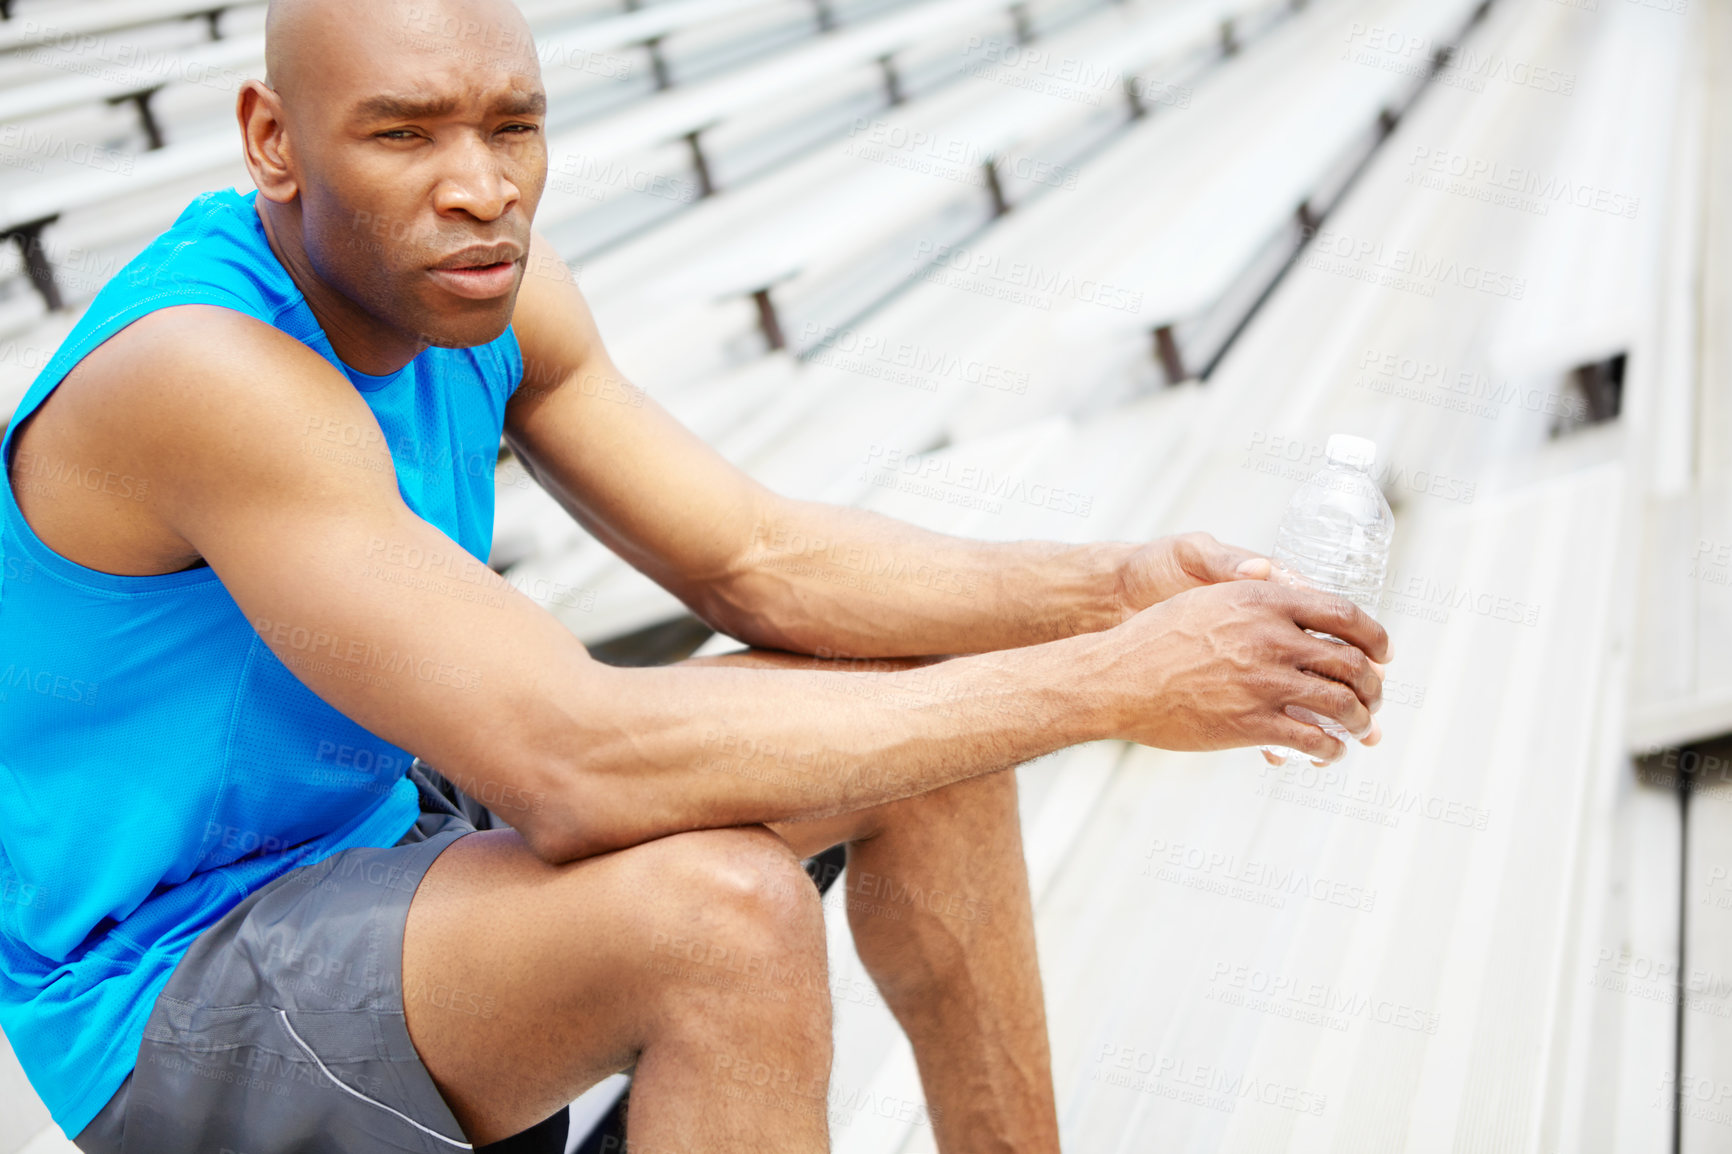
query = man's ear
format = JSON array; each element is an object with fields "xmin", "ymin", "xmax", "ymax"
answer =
[{"xmin": 238, "ymin": 80, "xmax": 297, "ymax": 203}]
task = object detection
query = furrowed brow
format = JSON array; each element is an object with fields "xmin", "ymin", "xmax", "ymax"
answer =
[
  {"xmin": 498, "ymin": 91, "xmax": 547, "ymax": 117},
  {"xmin": 351, "ymin": 90, "xmax": 546, "ymax": 124},
  {"xmin": 352, "ymin": 94, "xmax": 460, "ymax": 123}
]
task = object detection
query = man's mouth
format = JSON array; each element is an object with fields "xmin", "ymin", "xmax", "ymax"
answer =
[{"xmin": 428, "ymin": 244, "xmax": 524, "ymax": 300}]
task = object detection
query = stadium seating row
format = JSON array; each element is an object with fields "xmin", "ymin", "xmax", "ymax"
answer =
[
  {"xmin": 0, "ymin": 0, "xmax": 1718, "ymax": 1148},
  {"xmin": 720, "ymin": 0, "xmax": 1699, "ymax": 1149},
  {"xmin": 0, "ymin": 0, "xmax": 977, "ymax": 320},
  {"xmin": 492, "ymin": 0, "xmax": 1491, "ymax": 644}
]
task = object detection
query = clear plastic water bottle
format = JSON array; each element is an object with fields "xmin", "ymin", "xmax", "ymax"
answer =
[{"xmin": 1260, "ymin": 434, "xmax": 1394, "ymax": 765}]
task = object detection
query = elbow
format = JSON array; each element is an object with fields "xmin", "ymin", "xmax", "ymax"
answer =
[
  {"xmin": 683, "ymin": 493, "xmax": 806, "ymax": 651},
  {"xmin": 520, "ymin": 817, "xmax": 587, "ymax": 866},
  {"xmin": 512, "ymin": 764, "xmax": 616, "ymax": 865},
  {"xmin": 508, "ymin": 751, "xmax": 660, "ymax": 865},
  {"xmin": 685, "ymin": 575, "xmax": 792, "ymax": 653},
  {"xmin": 516, "ymin": 793, "xmax": 606, "ymax": 865},
  {"xmin": 687, "ymin": 553, "xmax": 836, "ymax": 655},
  {"xmin": 451, "ymin": 734, "xmax": 608, "ymax": 864}
]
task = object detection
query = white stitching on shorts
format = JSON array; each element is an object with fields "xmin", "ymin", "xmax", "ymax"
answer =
[{"xmin": 276, "ymin": 1008, "xmax": 473, "ymax": 1149}]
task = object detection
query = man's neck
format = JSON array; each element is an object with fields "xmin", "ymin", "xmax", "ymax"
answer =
[{"xmin": 253, "ymin": 195, "xmax": 425, "ymax": 377}]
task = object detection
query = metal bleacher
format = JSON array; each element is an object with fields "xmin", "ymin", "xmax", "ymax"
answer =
[{"xmin": 0, "ymin": 0, "xmax": 1723, "ymax": 1151}]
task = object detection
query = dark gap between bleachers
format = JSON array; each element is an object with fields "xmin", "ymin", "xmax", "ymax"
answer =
[{"xmin": 1635, "ymin": 733, "xmax": 1732, "ymax": 1154}]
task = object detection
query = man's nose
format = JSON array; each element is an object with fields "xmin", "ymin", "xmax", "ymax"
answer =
[{"xmin": 432, "ymin": 134, "xmax": 522, "ymax": 222}]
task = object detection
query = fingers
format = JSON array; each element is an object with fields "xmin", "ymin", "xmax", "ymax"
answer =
[
  {"xmin": 1261, "ymin": 715, "xmax": 1346, "ymax": 763},
  {"xmin": 1293, "ymin": 637, "xmax": 1383, "ymax": 714},
  {"xmin": 1273, "ymin": 585, "xmax": 1392, "ymax": 663},
  {"xmin": 1175, "ymin": 531, "xmax": 1267, "ymax": 584},
  {"xmin": 1234, "ymin": 556, "xmax": 1273, "ymax": 580},
  {"xmin": 1282, "ymin": 674, "xmax": 1372, "ymax": 743},
  {"xmin": 1260, "ymin": 712, "xmax": 1382, "ymax": 767}
]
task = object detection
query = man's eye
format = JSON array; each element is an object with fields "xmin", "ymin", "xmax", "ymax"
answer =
[
  {"xmin": 378, "ymin": 130, "xmax": 419, "ymax": 141},
  {"xmin": 499, "ymin": 124, "xmax": 539, "ymax": 135}
]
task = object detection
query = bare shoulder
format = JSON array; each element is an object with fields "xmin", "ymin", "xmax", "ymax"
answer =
[
  {"xmin": 8, "ymin": 304, "xmax": 393, "ymax": 575},
  {"xmin": 506, "ymin": 232, "xmax": 618, "ymax": 411},
  {"xmin": 510, "ymin": 231, "xmax": 595, "ymax": 342}
]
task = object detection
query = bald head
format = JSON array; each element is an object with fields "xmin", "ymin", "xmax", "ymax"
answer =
[
  {"xmin": 266, "ymin": 0, "xmax": 540, "ymax": 111},
  {"xmin": 242, "ymin": 0, "xmax": 549, "ymax": 367}
]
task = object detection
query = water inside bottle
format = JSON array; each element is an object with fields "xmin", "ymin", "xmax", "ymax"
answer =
[{"xmin": 1258, "ymin": 438, "xmax": 1392, "ymax": 765}]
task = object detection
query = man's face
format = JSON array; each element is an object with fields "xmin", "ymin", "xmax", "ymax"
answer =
[{"xmin": 284, "ymin": 5, "xmax": 548, "ymax": 350}]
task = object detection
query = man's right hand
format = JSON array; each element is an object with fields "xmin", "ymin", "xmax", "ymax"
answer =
[{"xmin": 1104, "ymin": 579, "xmax": 1391, "ymax": 764}]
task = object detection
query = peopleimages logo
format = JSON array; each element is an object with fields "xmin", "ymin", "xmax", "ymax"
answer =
[
  {"xmin": 1406, "ymin": 146, "xmax": 1640, "ymax": 219},
  {"xmin": 1379, "ymin": 569, "xmax": 1541, "ymax": 627},
  {"xmin": 1241, "ymin": 432, "xmax": 1477, "ymax": 505},
  {"xmin": 802, "ymin": 323, "xmax": 1030, "ymax": 395},
  {"xmin": 251, "ymin": 617, "xmax": 483, "ymax": 692},
  {"xmin": 1299, "ymin": 225, "xmax": 1527, "ymax": 300},
  {"xmin": 912, "ymin": 240, "xmax": 1144, "ymax": 313},
  {"xmin": 1256, "ymin": 760, "xmax": 1490, "ymax": 831},
  {"xmin": 0, "ymin": 665, "xmax": 99, "ymax": 707},
  {"xmin": 1140, "ymin": 839, "xmax": 1378, "ymax": 913},
  {"xmin": 1205, "ymin": 961, "xmax": 1442, "ymax": 1034},
  {"xmin": 0, "ymin": 125, "xmax": 134, "ymax": 174},
  {"xmin": 19, "ymin": 23, "xmax": 250, "ymax": 96},
  {"xmin": 1354, "ymin": 346, "xmax": 1588, "ymax": 422},
  {"xmin": 860, "ymin": 444, "xmax": 1093, "ymax": 518},
  {"xmin": 0, "ymin": 877, "xmax": 49, "ymax": 911},
  {"xmin": 1091, "ymin": 1045, "xmax": 1328, "ymax": 1116}
]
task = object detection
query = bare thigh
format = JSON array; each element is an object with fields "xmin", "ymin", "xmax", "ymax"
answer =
[{"xmin": 402, "ymin": 823, "xmax": 831, "ymax": 1145}]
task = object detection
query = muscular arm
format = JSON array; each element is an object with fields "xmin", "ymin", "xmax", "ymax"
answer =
[
  {"xmin": 61, "ymin": 304, "xmax": 1384, "ymax": 865},
  {"xmin": 696, "ymin": 502, "xmax": 1138, "ymax": 656},
  {"xmin": 505, "ymin": 235, "xmax": 1246, "ymax": 658}
]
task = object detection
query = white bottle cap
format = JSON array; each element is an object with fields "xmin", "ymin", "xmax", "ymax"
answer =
[{"xmin": 1325, "ymin": 434, "xmax": 1377, "ymax": 470}]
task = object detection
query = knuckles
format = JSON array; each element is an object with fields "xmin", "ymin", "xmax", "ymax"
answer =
[
  {"xmin": 1321, "ymin": 682, "xmax": 1362, "ymax": 718},
  {"xmin": 1173, "ymin": 530, "xmax": 1216, "ymax": 569}
]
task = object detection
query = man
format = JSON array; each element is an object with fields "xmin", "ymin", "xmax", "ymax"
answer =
[{"xmin": 0, "ymin": 0, "xmax": 1388, "ymax": 1150}]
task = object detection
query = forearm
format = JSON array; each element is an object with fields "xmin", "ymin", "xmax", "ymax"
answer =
[
  {"xmin": 695, "ymin": 497, "xmax": 1139, "ymax": 658},
  {"xmin": 522, "ymin": 629, "xmax": 1119, "ymax": 861}
]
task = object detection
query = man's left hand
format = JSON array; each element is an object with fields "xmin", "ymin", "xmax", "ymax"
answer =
[
  {"xmin": 1113, "ymin": 531, "xmax": 1272, "ymax": 618},
  {"xmin": 1114, "ymin": 532, "xmax": 1388, "ymax": 765}
]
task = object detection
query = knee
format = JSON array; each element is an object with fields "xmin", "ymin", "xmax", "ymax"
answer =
[
  {"xmin": 636, "ymin": 827, "xmax": 828, "ymax": 967},
  {"xmin": 689, "ymin": 827, "xmax": 824, "ymax": 938}
]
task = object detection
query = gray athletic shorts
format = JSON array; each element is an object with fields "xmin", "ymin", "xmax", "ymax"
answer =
[{"xmin": 73, "ymin": 762, "xmax": 504, "ymax": 1153}]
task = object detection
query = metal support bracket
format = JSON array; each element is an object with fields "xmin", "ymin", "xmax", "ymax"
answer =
[
  {"xmin": 3, "ymin": 217, "xmax": 65, "ymax": 311},
  {"xmin": 751, "ymin": 287, "xmax": 785, "ymax": 351},
  {"xmin": 645, "ymin": 36, "xmax": 672, "ymax": 90},
  {"xmin": 1124, "ymin": 76, "xmax": 1146, "ymax": 119},
  {"xmin": 878, "ymin": 54, "xmax": 903, "ymax": 106},
  {"xmin": 109, "ymin": 87, "xmax": 166, "ymax": 151},
  {"xmin": 1152, "ymin": 325, "xmax": 1185, "ymax": 386},
  {"xmin": 983, "ymin": 157, "xmax": 1011, "ymax": 217},
  {"xmin": 684, "ymin": 130, "xmax": 715, "ymax": 198}
]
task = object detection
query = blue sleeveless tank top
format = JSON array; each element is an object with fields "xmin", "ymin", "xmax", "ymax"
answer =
[{"xmin": 0, "ymin": 188, "xmax": 522, "ymax": 1135}]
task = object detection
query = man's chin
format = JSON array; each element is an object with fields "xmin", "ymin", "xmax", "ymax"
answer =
[{"xmin": 409, "ymin": 293, "xmax": 517, "ymax": 350}]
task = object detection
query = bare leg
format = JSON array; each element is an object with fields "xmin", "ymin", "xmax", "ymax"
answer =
[
  {"xmin": 690, "ymin": 648, "xmax": 1062, "ymax": 1154},
  {"xmin": 408, "ymin": 646, "xmax": 1056, "ymax": 1152},
  {"xmin": 777, "ymin": 769, "xmax": 1059, "ymax": 1154},
  {"xmin": 402, "ymin": 824, "xmax": 833, "ymax": 1149}
]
